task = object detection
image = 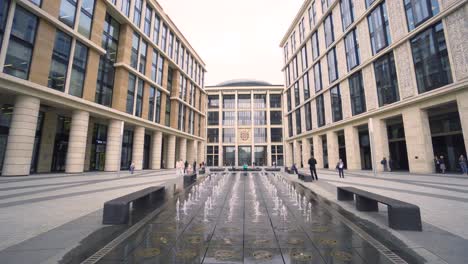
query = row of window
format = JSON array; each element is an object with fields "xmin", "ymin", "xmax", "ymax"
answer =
[
  {"xmin": 207, "ymin": 94, "xmax": 282, "ymax": 109},
  {"xmin": 207, "ymin": 128, "xmax": 283, "ymax": 143},
  {"xmin": 207, "ymin": 111, "xmax": 283, "ymax": 126},
  {"xmin": 110, "ymin": 0, "xmax": 205, "ymax": 88},
  {"xmin": 206, "ymin": 145, "xmax": 284, "ymax": 167}
]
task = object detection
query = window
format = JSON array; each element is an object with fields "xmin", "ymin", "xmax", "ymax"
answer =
[
  {"xmin": 139, "ymin": 40, "xmax": 147, "ymax": 74},
  {"xmin": 29, "ymin": 0, "xmax": 41, "ymax": 5},
  {"xmin": 155, "ymin": 89, "xmax": 162, "ymax": 123},
  {"xmin": 3, "ymin": 6, "xmax": 38, "ymax": 80},
  {"xmin": 96, "ymin": 13, "xmax": 119, "ymax": 107},
  {"xmin": 340, "ymin": 0, "xmax": 354, "ymax": 30},
  {"xmin": 305, "ymin": 102, "xmax": 312, "ymax": 131},
  {"xmin": 223, "ymin": 128, "xmax": 235, "ymax": 143},
  {"xmin": 238, "ymin": 94, "xmax": 251, "ymax": 109},
  {"xmin": 324, "ymin": 14, "xmax": 334, "ymax": 47},
  {"xmin": 161, "ymin": 24, "xmax": 167, "ymax": 51},
  {"xmin": 174, "ymin": 39, "xmax": 180, "ymax": 64},
  {"xmin": 133, "ymin": 0, "xmax": 142, "ymax": 26},
  {"xmin": 69, "ymin": 41, "xmax": 88, "ymax": 97},
  {"xmin": 308, "ymin": 4, "xmax": 316, "ymax": 29},
  {"xmin": 271, "ymin": 145, "xmax": 284, "ymax": 166},
  {"xmin": 287, "ymin": 89, "xmax": 292, "ymax": 111},
  {"xmin": 144, "ymin": 5, "xmax": 152, "ymax": 36},
  {"xmin": 290, "ymin": 31, "xmax": 296, "ymax": 52},
  {"xmin": 368, "ymin": 2, "xmax": 391, "ymax": 55},
  {"xmin": 148, "ymin": 86, "xmax": 155, "ymax": 121},
  {"xmin": 288, "ymin": 114, "xmax": 293, "ymax": 137},
  {"xmin": 284, "ymin": 43, "xmax": 289, "ymax": 62},
  {"xmin": 223, "ymin": 95, "xmax": 235, "ymax": 109},
  {"xmin": 411, "ymin": 22, "xmax": 452, "ymax": 93},
  {"xmin": 254, "ymin": 128, "xmax": 267, "ymax": 143},
  {"xmin": 178, "ymin": 103, "xmax": 185, "ymax": 131},
  {"xmin": 270, "ymin": 111, "xmax": 282, "ymax": 125},
  {"xmin": 322, "ymin": 0, "xmax": 332, "ymax": 12},
  {"xmin": 330, "ymin": 86, "xmax": 343, "ymax": 122},
  {"xmin": 374, "ymin": 52, "xmax": 400, "ymax": 106},
  {"xmin": 208, "ymin": 95, "xmax": 219, "ymax": 108},
  {"xmin": 126, "ymin": 74, "xmax": 136, "ymax": 114},
  {"xmin": 223, "ymin": 146, "xmax": 235, "ymax": 166},
  {"xmin": 311, "ymin": 31, "xmax": 319, "ymax": 59},
  {"xmin": 207, "ymin": 128, "xmax": 219, "ymax": 143},
  {"xmin": 135, "ymin": 79, "xmax": 144, "ymax": 117},
  {"xmin": 316, "ymin": 94, "xmax": 325, "ymax": 127},
  {"xmin": 223, "ymin": 111, "xmax": 235, "ymax": 126},
  {"xmin": 366, "ymin": 0, "xmax": 377, "ymax": 8},
  {"xmin": 0, "ymin": 0, "xmax": 10, "ymax": 51},
  {"xmin": 294, "ymin": 82, "xmax": 300, "ymax": 106},
  {"xmin": 151, "ymin": 49, "xmax": 158, "ymax": 82},
  {"xmin": 207, "ymin": 146, "xmax": 219, "ymax": 167},
  {"xmin": 208, "ymin": 111, "xmax": 219, "ymax": 125},
  {"xmin": 327, "ymin": 48, "xmax": 338, "ymax": 83},
  {"xmin": 78, "ymin": 0, "xmax": 95, "ymax": 38},
  {"xmin": 238, "ymin": 111, "xmax": 251, "ymax": 126},
  {"xmin": 59, "ymin": 0, "xmax": 77, "ymax": 28},
  {"xmin": 299, "ymin": 18, "xmax": 305, "ymax": 42},
  {"xmin": 270, "ymin": 94, "xmax": 281, "ymax": 108},
  {"xmin": 165, "ymin": 96, "xmax": 170, "ymax": 126},
  {"xmin": 153, "ymin": 13, "xmax": 161, "ymax": 44},
  {"xmin": 303, "ymin": 73, "xmax": 310, "ymax": 100},
  {"xmin": 271, "ymin": 128, "xmax": 283, "ymax": 142},
  {"xmin": 121, "ymin": 0, "xmax": 130, "ymax": 17},
  {"xmin": 156, "ymin": 54, "xmax": 164, "ymax": 87},
  {"xmin": 292, "ymin": 56, "xmax": 299, "ymax": 79},
  {"xmin": 179, "ymin": 76, "xmax": 186, "ymax": 99},
  {"xmin": 254, "ymin": 94, "xmax": 266, "ymax": 109},
  {"xmin": 131, "ymin": 33, "xmax": 139, "ymax": 69},
  {"xmin": 345, "ymin": 29, "xmax": 360, "ymax": 71},
  {"xmin": 254, "ymin": 111, "xmax": 266, "ymax": 125},
  {"xmin": 301, "ymin": 45, "xmax": 308, "ymax": 71},
  {"xmin": 314, "ymin": 62, "xmax": 322, "ymax": 92},
  {"xmin": 48, "ymin": 31, "xmax": 72, "ymax": 92},
  {"xmin": 405, "ymin": 0, "xmax": 439, "ymax": 31},
  {"xmin": 295, "ymin": 110, "xmax": 302, "ymax": 135},
  {"xmin": 348, "ymin": 71, "xmax": 367, "ymax": 115},
  {"xmin": 168, "ymin": 31, "xmax": 174, "ymax": 58},
  {"xmin": 179, "ymin": 45, "xmax": 185, "ymax": 68}
]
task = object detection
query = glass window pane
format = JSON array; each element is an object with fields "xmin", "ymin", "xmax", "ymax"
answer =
[{"xmin": 59, "ymin": 0, "xmax": 77, "ymax": 28}]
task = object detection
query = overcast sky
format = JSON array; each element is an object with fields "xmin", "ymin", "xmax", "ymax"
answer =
[{"xmin": 157, "ymin": 0, "xmax": 304, "ymax": 86}]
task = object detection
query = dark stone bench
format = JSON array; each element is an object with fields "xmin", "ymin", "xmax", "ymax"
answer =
[
  {"xmin": 210, "ymin": 167, "xmax": 225, "ymax": 172},
  {"xmin": 337, "ymin": 186, "xmax": 422, "ymax": 231},
  {"xmin": 228, "ymin": 167, "xmax": 262, "ymax": 171},
  {"xmin": 199, "ymin": 168, "xmax": 205, "ymax": 174},
  {"xmin": 103, "ymin": 186, "xmax": 165, "ymax": 225},
  {"xmin": 265, "ymin": 168, "xmax": 281, "ymax": 171},
  {"xmin": 183, "ymin": 173, "xmax": 197, "ymax": 187},
  {"xmin": 285, "ymin": 167, "xmax": 295, "ymax": 174},
  {"xmin": 298, "ymin": 172, "xmax": 313, "ymax": 182}
]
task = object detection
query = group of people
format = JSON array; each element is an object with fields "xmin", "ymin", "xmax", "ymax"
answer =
[
  {"xmin": 434, "ymin": 155, "xmax": 467, "ymax": 174},
  {"xmin": 175, "ymin": 160, "xmax": 206, "ymax": 176}
]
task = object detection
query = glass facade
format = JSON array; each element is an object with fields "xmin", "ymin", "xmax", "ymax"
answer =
[
  {"xmin": 330, "ymin": 86, "xmax": 343, "ymax": 122},
  {"xmin": 374, "ymin": 52, "xmax": 400, "ymax": 106},
  {"xmin": 48, "ymin": 31, "xmax": 72, "ymax": 92},
  {"xmin": 368, "ymin": 2, "xmax": 391, "ymax": 55},
  {"xmin": 348, "ymin": 71, "xmax": 367, "ymax": 115}
]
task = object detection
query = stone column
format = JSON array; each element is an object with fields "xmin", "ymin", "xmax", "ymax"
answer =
[
  {"xmin": 285, "ymin": 141, "xmax": 293, "ymax": 167},
  {"xmin": 293, "ymin": 140, "xmax": 302, "ymax": 167},
  {"xmin": 302, "ymin": 138, "xmax": 311, "ymax": 170},
  {"xmin": 345, "ymin": 126, "xmax": 361, "ymax": 170},
  {"xmin": 65, "ymin": 110, "xmax": 90, "ymax": 173},
  {"xmin": 105, "ymin": 120, "xmax": 124, "ymax": 172},
  {"xmin": 151, "ymin": 131, "xmax": 162, "ymax": 169},
  {"xmin": 457, "ymin": 92, "xmax": 468, "ymax": 154},
  {"xmin": 313, "ymin": 136, "xmax": 324, "ymax": 169},
  {"xmin": 402, "ymin": 107, "xmax": 434, "ymax": 173},
  {"xmin": 369, "ymin": 118, "xmax": 390, "ymax": 172},
  {"xmin": 193, "ymin": 141, "xmax": 199, "ymax": 164},
  {"xmin": 37, "ymin": 111, "xmax": 57, "ymax": 173},
  {"xmin": 166, "ymin": 135, "xmax": 176, "ymax": 168},
  {"xmin": 327, "ymin": 131, "xmax": 339, "ymax": 169},
  {"xmin": 186, "ymin": 140, "xmax": 195, "ymax": 163},
  {"xmin": 197, "ymin": 141, "xmax": 205, "ymax": 164},
  {"xmin": 132, "ymin": 126, "xmax": 145, "ymax": 170},
  {"xmin": 178, "ymin": 137, "xmax": 187, "ymax": 162},
  {"xmin": 2, "ymin": 95, "xmax": 40, "ymax": 176}
]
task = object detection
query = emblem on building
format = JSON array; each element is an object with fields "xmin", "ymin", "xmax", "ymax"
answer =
[{"xmin": 240, "ymin": 130, "xmax": 250, "ymax": 141}]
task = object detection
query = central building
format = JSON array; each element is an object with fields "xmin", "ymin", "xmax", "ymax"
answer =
[{"xmin": 205, "ymin": 80, "xmax": 284, "ymax": 167}]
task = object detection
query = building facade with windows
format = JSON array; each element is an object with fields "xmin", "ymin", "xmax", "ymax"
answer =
[
  {"xmin": 205, "ymin": 80, "xmax": 284, "ymax": 167},
  {"xmin": 281, "ymin": 0, "xmax": 468, "ymax": 173},
  {"xmin": 0, "ymin": 0, "xmax": 206, "ymax": 176}
]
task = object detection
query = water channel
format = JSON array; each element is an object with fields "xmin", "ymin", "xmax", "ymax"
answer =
[{"xmin": 94, "ymin": 172, "xmax": 399, "ymax": 263}]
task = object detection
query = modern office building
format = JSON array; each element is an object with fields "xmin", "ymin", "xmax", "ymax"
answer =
[
  {"xmin": 205, "ymin": 80, "xmax": 284, "ymax": 167},
  {"xmin": 0, "ymin": 0, "xmax": 206, "ymax": 176},
  {"xmin": 281, "ymin": 0, "xmax": 467, "ymax": 173}
]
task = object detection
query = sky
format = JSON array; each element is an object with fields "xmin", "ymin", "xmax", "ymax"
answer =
[{"xmin": 157, "ymin": 0, "xmax": 304, "ymax": 86}]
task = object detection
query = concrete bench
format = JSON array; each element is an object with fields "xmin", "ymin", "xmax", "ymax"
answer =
[
  {"xmin": 265, "ymin": 168, "xmax": 281, "ymax": 171},
  {"xmin": 183, "ymin": 173, "xmax": 197, "ymax": 187},
  {"xmin": 210, "ymin": 167, "xmax": 225, "ymax": 172},
  {"xmin": 103, "ymin": 186, "xmax": 165, "ymax": 225},
  {"xmin": 337, "ymin": 186, "xmax": 422, "ymax": 231},
  {"xmin": 298, "ymin": 172, "xmax": 313, "ymax": 182},
  {"xmin": 228, "ymin": 167, "xmax": 262, "ymax": 171}
]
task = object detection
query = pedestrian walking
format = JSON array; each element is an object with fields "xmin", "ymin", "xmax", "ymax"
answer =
[
  {"xmin": 380, "ymin": 157, "xmax": 388, "ymax": 172},
  {"xmin": 193, "ymin": 161, "xmax": 197, "ymax": 173},
  {"xmin": 184, "ymin": 160, "xmax": 188, "ymax": 174},
  {"xmin": 336, "ymin": 159, "xmax": 345, "ymax": 178},
  {"xmin": 459, "ymin": 155, "xmax": 467, "ymax": 175},
  {"xmin": 439, "ymin": 156, "xmax": 446, "ymax": 174},
  {"xmin": 308, "ymin": 156, "xmax": 318, "ymax": 180},
  {"xmin": 388, "ymin": 158, "xmax": 394, "ymax": 172},
  {"xmin": 434, "ymin": 156, "xmax": 440, "ymax": 173},
  {"xmin": 291, "ymin": 163, "xmax": 299, "ymax": 175},
  {"xmin": 129, "ymin": 161, "xmax": 135, "ymax": 174}
]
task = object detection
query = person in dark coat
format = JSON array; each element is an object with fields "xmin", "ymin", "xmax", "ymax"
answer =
[
  {"xmin": 184, "ymin": 160, "xmax": 188, "ymax": 173},
  {"xmin": 291, "ymin": 163, "xmax": 299, "ymax": 174},
  {"xmin": 336, "ymin": 159, "xmax": 345, "ymax": 178},
  {"xmin": 308, "ymin": 156, "xmax": 318, "ymax": 180}
]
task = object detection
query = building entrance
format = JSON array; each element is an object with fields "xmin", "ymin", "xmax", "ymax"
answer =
[
  {"xmin": 238, "ymin": 146, "xmax": 251, "ymax": 166},
  {"xmin": 321, "ymin": 136, "xmax": 328, "ymax": 168},
  {"xmin": 120, "ymin": 129, "xmax": 133, "ymax": 170},
  {"xmin": 386, "ymin": 116, "xmax": 409, "ymax": 171},
  {"xmin": 337, "ymin": 131, "xmax": 347, "ymax": 169},
  {"xmin": 428, "ymin": 103, "xmax": 466, "ymax": 172},
  {"xmin": 51, "ymin": 116, "xmax": 71, "ymax": 172},
  {"xmin": 358, "ymin": 125, "xmax": 372, "ymax": 170},
  {"xmin": 90, "ymin": 123, "xmax": 107, "ymax": 171},
  {"xmin": 143, "ymin": 134, "xmax": 151, "ymax": 169}
]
